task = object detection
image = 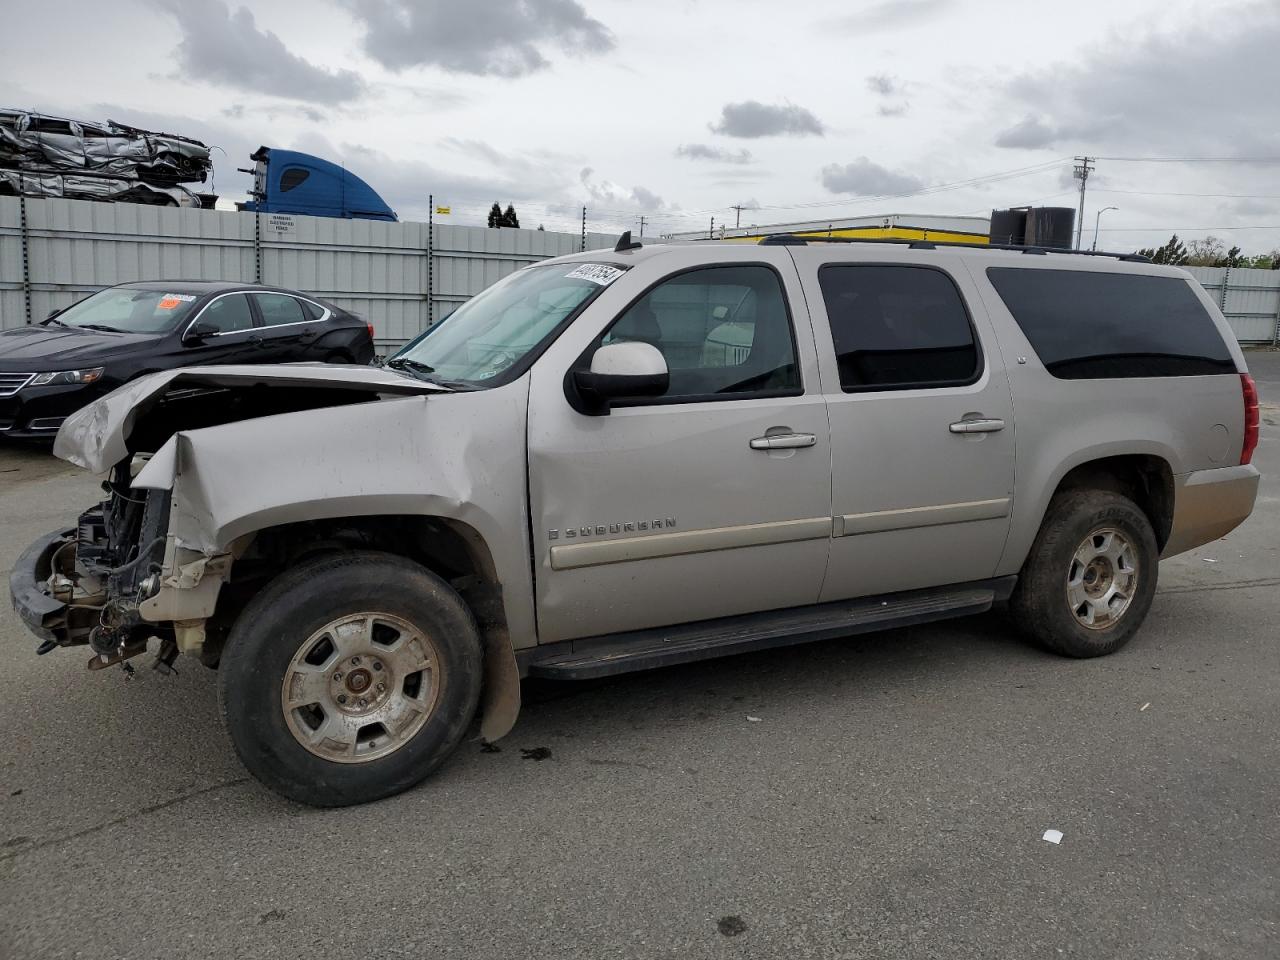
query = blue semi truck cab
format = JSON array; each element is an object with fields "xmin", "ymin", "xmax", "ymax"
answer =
[{"xmin": 239, "ymin": 146, "xmax": 397, "ymax": 222}]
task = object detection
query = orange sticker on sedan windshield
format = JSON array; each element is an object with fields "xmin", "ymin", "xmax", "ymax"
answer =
[{"xmin": 157, "ymin": 293, "xmax": 197, "ymax": 310}]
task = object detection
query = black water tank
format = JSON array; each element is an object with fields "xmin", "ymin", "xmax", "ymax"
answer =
[
  {"xmin": 989, "ymin": 208, "xmax": 1025, "ymax": 246},
  {"xmin": 989, "ymin": 206, "xmax": 1075, "ymax": 248},
  {"xmin": 1026, "ymin": 207, "xmax": 1075, "ymax": 249}
]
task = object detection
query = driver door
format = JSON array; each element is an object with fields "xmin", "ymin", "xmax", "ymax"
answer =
[{"xmin": 527, "ymin": 251, "xmax": 833, "ymax": 643}]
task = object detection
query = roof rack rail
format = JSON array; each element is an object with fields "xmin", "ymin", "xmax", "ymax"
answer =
[{"xmin": 756, "ymin": 233, "xmax": 1151, "ymax": 263}]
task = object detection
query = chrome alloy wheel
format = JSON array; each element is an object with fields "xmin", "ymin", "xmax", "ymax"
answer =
[
  {"xmin": 280, "ymin": 612, "xmax": 443, "ymax": 763},
  {"xmin": 1066, "ymin": 528, "xmax": 1138, "ymax": 630}
]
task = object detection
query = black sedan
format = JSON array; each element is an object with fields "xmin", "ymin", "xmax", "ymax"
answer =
[{"xmin": 0, "ymin": 281, "xmax": 375, "ymax": 439}]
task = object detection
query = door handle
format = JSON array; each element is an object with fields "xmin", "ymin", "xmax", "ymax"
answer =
[
  {"xmin": 949, "ymin": 418, "xmax": 1005, "ymax": 434},
  {"xmin": 249, "ymin": 335, "xmax": 265, "ymax": 347},
  {"xmin": 750, "ymin": 432, "xmax": 817, "ymax": 450}
]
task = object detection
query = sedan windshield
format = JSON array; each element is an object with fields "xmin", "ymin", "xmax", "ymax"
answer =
[
  {"xmin": 52, "ymin": 288, "xmax": 202, "ymax": 334},
  {"xmin": 390, "ymin": 262, "xmax": 624, "ymax": 385}
]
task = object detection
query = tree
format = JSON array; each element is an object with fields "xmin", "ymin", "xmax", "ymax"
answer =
[
  {"xmin": 502, "ymin": 204, "xmax": 520, "ymax": 228},
  {"xmin": 1221, "ymin": 245, "xmax": 1245, "ymax": 268},
  {"xmin": 1185, "ymin": 235, "xmax": 1225, "ymax": 266},
  {"xmin": 1136, "ymin": 234, "xmax": 1188, "ymax": 265},
  {"xmin": 487, "ymin": 202, "xmax": 503, "ymax": 228},
  {"xmin": 537, "ymin": 223, "xmax": 545, "ymax": 231}
]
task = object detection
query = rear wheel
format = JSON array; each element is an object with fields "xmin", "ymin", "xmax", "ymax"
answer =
[
  {"xmin": 218, "ymin": 551, "xmax": 482, "ymax": 806},
  {"xmin": 1009, "ymin": 489, "xmax": 1158, "ymax": 658}
]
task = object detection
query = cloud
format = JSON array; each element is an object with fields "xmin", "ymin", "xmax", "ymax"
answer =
[
  {"xmin": 824, "ymin": 0, "xmax": 952, "ymax": 33},
  {"xmin": 577, "ymin": 167, "xmax": 669, "ymax": 212},
  {"xmin": 297, "ymin": 135, "xmax": 576, "ymax": 221},
  {"xmin": 866, "ymin": 74, "xmax": 909, "ymax": 117},
  {"xmin": 345, "ymin": 0, "xmax": 614, "ymax": 77},
  {"xmin": 866, "ymin": 74, "xmax": 899, "ymax": 96},
  {"xmin": 994, "ymin": 115, "xmax": 1060, "ymax": 150},
  {"xmin": 709, "ymin": 101, "xmax": 825, "ymax": 138},
  {"xmin": 820, "ymin": 157, "xmax": 925, "ymax": 196},
  {"xmin": 154, "ymin": 0, "xmax": 365, "ymax": 104},
  {"xmin": 991, "ymin": 2, "xmax": 1280, "ymax": 157},
  {"xmin": 674, "ymin": 143, "xmax": 753, "ymax": 164}
]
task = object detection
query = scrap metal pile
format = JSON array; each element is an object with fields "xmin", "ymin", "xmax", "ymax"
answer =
[{"xmin": 0, "ymin": 109, "xmax": 214, "ymax": 208}]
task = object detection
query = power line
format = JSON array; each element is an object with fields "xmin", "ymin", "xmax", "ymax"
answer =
[
  {"xmin": 1097, "ymin": 224, "xmax": 1280, "ymax": 232},
  {"xmin": 1093, "ymin": 188, "xmax": 1280, "ymax": 199},
  {"xmin": 1095, "ymin": 156, "xmax": 1280, "ymax": 163}
]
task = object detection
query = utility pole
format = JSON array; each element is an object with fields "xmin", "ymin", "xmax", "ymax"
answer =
[
  {"xmin": 427, "ymin": 193, "xmax": 433, "ymax": 327},
  {"xmin": 731, "ymin": 204, "xmax": 745, "ymax": 229},
  {"xmin": 709, "ymin": 216, "xmax": 715, "ymax": 240},
  {"xmin": 580, "ymin": 206, "xmax": 586, "ymax": 252},
  {"xmin": 638, "ymin": 215, "xmax": 646, "ymax": 238},
  {"xmin": 1073, "ymin": 157, "xmax": 1095, "ymax": 250}
]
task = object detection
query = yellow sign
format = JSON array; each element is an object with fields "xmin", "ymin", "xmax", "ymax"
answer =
[{"xmin": 435, "ymin": 206, "xmax": 451, "ymax": 215}]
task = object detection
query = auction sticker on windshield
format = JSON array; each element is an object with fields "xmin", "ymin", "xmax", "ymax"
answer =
[
  {"xmin": 565, "ymin": 263, "xmax": 624, "ymax": 286},
  {"xmin": 158, "ymin": 294, "xmax": 198, "ymax": 309}
]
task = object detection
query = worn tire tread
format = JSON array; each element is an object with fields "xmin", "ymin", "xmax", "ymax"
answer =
[
  {"xmin": 1009, "ymin": 489, "xmax": 1158, "ymax": 658},
  {"xmin": 217, "ymin": 550, "xmax": 482, "ymax": 806}
]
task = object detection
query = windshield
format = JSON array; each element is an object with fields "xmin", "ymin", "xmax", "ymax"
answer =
[
  {"xmin": 52, "ymin": 287, "xmax": 202, "ymax": 334},
  {"xmin": 390, "ymin": 262, "xmax": 625, "ymax": 385}
]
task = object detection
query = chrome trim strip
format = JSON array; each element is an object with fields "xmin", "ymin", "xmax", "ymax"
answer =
[
  {"xmin": 180, "ymin": 292, "xmax": 331, "ymax": 340},
  {"xmin": 549, "ymin": 517, "xmax": 833, "ymax": 571},
  {"xmin": 0, "ymin": 372, "xmax": 35, "ymax": 398},
  {"xmin": 839, "ymin": 497, "xmax": 1012, "ymax": 536}
]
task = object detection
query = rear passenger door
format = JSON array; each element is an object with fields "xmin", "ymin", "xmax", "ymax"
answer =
[
  {"xmin": 250, "ymin": 292, "xmax": 321, "ymax": 362},
  {"xmin": 794, "ymin": 252, "xmax": 1017, "ymax": 600}
]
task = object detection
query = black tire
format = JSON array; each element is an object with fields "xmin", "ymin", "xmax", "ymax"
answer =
[
  {"xmin": 218, "ymin": 551, "xmax": 483, "ymax": 806},
  {"xmin": 1008, "ymin": 489, "xmax": 1158, "ymax": 658}
]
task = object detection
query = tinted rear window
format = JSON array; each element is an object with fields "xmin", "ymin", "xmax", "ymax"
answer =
[
  {"xmin": 986, "ymin": 268, "xmax": 1235, "ymax": 379},
  {"xmin": 818, "ymin": 265, "xmax": 979, "ymax": 391}
]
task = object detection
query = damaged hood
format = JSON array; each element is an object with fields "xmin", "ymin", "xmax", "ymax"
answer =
[{"xmin": 53, "ymin": 363, "xmax": 449, "ymax": 474}]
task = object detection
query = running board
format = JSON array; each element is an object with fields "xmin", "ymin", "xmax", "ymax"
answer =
[{"xmin": 524, "ymin": 577, "xmax": 1015, "ymax": 680}]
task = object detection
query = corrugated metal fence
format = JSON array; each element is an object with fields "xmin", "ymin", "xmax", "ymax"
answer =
[
  {"xmin": 3, "ymin": 195, "xmax": 1278, "ymax": 348},
  {"xmin": 0, "ymin": 196, "xmax": 617, "ymax": 351},
  {"xmin": 1185, "ymin": 266, "xmax": 1280, "ymax": 345}
]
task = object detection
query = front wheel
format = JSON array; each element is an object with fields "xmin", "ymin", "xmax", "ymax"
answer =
[
  {"xmin": 1008, "ymin": 489, "xmax": 1159, "ymax": 658},
  {"xmin": 218, "ymin": 552, "xmax": 483, "ymax": 806}
]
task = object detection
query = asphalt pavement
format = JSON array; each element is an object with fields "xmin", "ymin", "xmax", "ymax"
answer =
[{"xmin": 2, "ymin": 355, "xmax": 1278, "ymax": 959}]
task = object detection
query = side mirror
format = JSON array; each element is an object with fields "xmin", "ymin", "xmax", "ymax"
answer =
[
  {"xmin": 182, "ymin": 321, "xmax": 219, "ymax": 344},
  {"xmin": 570, "ymin": 341, "xmax": 669, "ymax": 415}
]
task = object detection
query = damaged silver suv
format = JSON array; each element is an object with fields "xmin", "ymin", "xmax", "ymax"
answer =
[{"xmin": 10, "ymin": 234, "xmax": 1261, "ymax": 806}]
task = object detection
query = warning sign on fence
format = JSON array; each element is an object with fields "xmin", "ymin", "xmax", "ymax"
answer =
[{"xmin": 265, "ymin": 214, "xmax": 296, "ymax": 239}]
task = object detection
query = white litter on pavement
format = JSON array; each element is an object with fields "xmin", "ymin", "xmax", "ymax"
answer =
[
  {"xmin": 746, "ymin": 716, "xmax": 762, "ymax": 723},
  {"xmin": 1042, "ymin": 829, "xmax": 1064, "ymax": 845},
  {"xmin": 1140, "ymin": 702, "xmax": 1151, "ymax": 711},
  {"xmin": 1202, "ymin": 558, "xmax": 1219, "ymax": 563}
]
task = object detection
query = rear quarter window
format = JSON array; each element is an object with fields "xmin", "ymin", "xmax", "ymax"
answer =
[{"xmin": 986, "ymin": 267, "xmax": 1235, "ymax": 379}]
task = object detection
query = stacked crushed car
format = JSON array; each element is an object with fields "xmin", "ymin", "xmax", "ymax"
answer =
[{"xmin": 0, "ymin": 108, "xmax": 214, "ymax": 208}]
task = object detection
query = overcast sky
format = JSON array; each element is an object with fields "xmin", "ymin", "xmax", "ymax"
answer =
[{"xmin": 5, "ymin": 0, "xmax": 1279, "ymax": 252}]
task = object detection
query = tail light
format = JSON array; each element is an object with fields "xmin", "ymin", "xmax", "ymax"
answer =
[
  {"xmin": 366, "ymin": 322, "xmax": 376, "ymax": 341},
  {"xmin": 1241, "ymin": 373, "xmax": 1259, "ymax": 465}
]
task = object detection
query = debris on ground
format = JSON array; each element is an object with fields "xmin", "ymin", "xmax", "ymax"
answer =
[
  {"xmin": 1140, "ymin": 702, "xmax": 1151, "ymax": 711},
  {"xmin": 520, "ymin": 747, "xmax": 552, "ymax": 761},
  {"xmin": 1042, "ymin": 829, "xmax": 1064, "ymax": 844},
  {"xmin": 746, "ymin": 716, "xmax": 763, "ymax": 722},
  {"xmin": 717, "ymin": 916, "xmax": 748, "ymax": 937},
  {"xmin": 480, "ymin": 742, "xmax": 501, "ymax": 753}
]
